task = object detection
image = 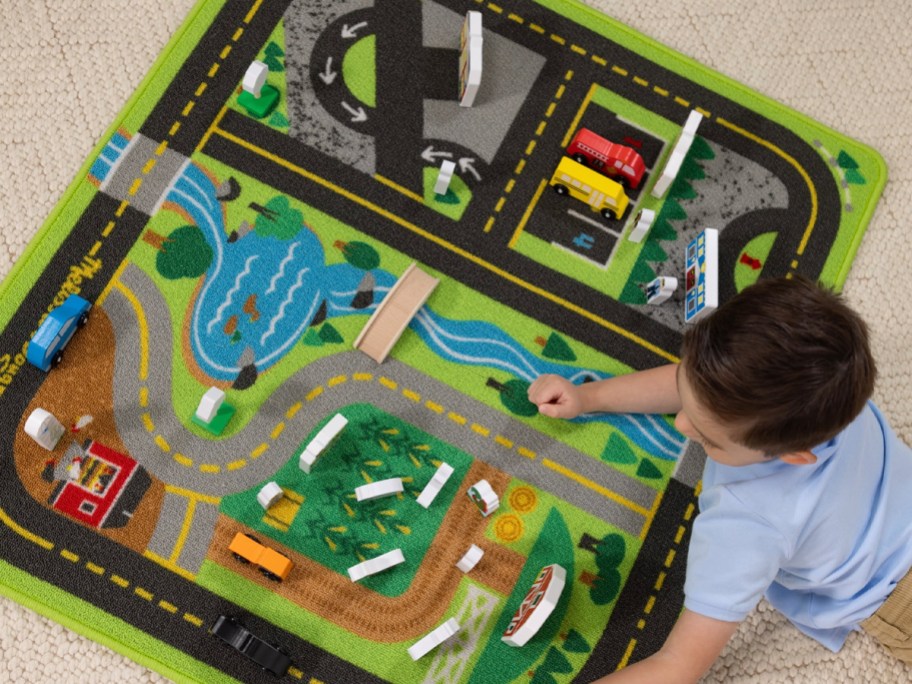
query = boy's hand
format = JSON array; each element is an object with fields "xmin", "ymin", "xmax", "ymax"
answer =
[{"xmin": 528, "ymin": 374, "xmax": 585, "ymax": 419}]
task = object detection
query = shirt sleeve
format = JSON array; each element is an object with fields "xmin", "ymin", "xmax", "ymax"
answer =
[{"xmin": 684, "ymin": 486, "xmax": 789, "ymax": 623}]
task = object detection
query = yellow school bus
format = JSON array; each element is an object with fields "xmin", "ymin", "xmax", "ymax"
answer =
[{"xmin": 549, "ymin": 156, "xmax": 629, "ymax": 220}]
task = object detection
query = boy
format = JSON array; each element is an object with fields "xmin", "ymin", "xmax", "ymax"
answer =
[{"xmin": 527, "ymin": 276, "xmax": 912, "ymax": 683}]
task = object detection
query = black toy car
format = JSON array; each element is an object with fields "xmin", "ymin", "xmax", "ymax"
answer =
[{"xmin": 210, "ymin": 615, "xmax": 291, "ymax": 677}]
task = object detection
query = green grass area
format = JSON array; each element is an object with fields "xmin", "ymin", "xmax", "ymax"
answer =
[
  {"xmin": 734, "ymin": 232, "xmax": 776, "ymax": 291},
  {"xmin": 422, "ymin": 166, "xmax": 472, "ymax": 220},
  {"xmin": 221, "ymin": 403, "xmax": 474, "ymax": 595},
  {"xmin": 343, "ymin": 35, "xmax": 376, "ymax": 108}
]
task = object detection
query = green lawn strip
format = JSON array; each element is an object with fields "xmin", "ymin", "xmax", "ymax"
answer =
[
  {"xmin": 0, "ymin": 558, "xmax": 231, "ymax": 684},
  {"xmin": 422, "ymin": 166, "xmax": 472, "ymax": 220},
  {"xmin": 511, "ymin": 231, "xmax": 614, "ymax": 297},
  {"xmin": 734, "ymin": 232, "xmax": 776, "ymax": 291},
  {"xmin": 342, "ymin": 35, "xmax": 376, "ymax": 108},
  {"xmin": 817, "ymin": 144, "xmax": 888, "ymax": 288},
  {"xmin": 221, "ymin": 403, "xmax": 473, "ymax": 595}
]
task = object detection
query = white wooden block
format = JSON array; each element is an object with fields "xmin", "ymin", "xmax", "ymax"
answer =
[
  {"xmin": 433, "ymin": 160, "xmax": 456, "ymax": 196},
  {"xmin": 416, "ymin": 463, "xmax": 454, "ymax": 508},
  {"xmin": 24, "ymin": 408, "xmax": 65, "ymax": 451},
  {"xmin": 257, "ymin": 482, "xmax": 284, "ymax": 510},
  {"xmin": 650, "ymin": 110, "xmax": 701, "ymax": 199},
  {"xmin": 627, "ymin": 208, "xmax": 655, "ymax": 243},
  {"xmin": 456, "ymin": 544, "xmax": 484, "ymax": 573},
  {"xmin": 316, "ymin": 413, "xmax": 349, "ymax": 444},
  {"xmin": 355, "ymin": 477, "xmax": 404, "ymax": 502},
  {"xmin": 299, "ymin": 413, "xmax": 349, "ymax": 474},
  {"xmin": 683, "ymin": 108, "xmax": 704, "ymax": 136},
  {"xmin": 348, "ymin": 548, "xmax": 405, "ymax": 582},
  {"xmin": 195, "ymin": 387, "xmax": 225, "ymax": 423},
  {"xmin": 408, "ymin": 618, "xmax": 461, "ymax": 660},
  {"xmin": 243, "ymin": 60, "xmax": 268, "ymax": 98},
  {"xmin": 299, "ymin": 448, "xmax": 318, "ymax": 474}
]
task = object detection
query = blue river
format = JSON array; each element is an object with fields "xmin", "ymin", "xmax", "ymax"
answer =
[{"xmin": 91, "ymin": 135, "xmax": 685, "ymax": 461}]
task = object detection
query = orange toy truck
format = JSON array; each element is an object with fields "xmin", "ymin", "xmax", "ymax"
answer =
[{"xmin": 228, "ymin": 532, "xmax": 293, "ymax": 582}]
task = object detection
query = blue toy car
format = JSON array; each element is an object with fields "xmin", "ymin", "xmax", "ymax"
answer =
[{"xmin": 26, "ymin": 294, "xmax": 92, "ymax": 371}]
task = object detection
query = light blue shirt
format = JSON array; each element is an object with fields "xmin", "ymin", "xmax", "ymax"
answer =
[{"xmin": 684, "ymin": 402, "xmax": 912, "ymax": 651}]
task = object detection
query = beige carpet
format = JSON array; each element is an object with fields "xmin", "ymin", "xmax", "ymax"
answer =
[{"xmin": 1, "ymin": 1, "xmax": 910, "ymax": 682}]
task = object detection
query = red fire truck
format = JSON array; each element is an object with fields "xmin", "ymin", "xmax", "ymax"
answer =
[{"xmin": 566, "ymin": 128, "xmax": 646, "ymax": 189}]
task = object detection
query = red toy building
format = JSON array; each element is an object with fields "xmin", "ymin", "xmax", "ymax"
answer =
[{"xmin": 49, "ymin": 440, "xmax": 150, "ymax": 529}]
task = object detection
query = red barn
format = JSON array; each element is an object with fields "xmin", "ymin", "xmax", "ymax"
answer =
[{"xmin": 50, "ymin": 440, "xmax": 150, "ymax": 529}]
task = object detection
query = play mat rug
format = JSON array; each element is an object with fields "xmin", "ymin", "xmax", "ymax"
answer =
[{"xmin": 0, "ymin": 0, "xmax": 885, "ymax": 682}]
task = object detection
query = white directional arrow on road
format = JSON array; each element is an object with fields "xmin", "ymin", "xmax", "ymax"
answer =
[
  {"xmin": 341, "ymin": 21, "xmax": 368, "ymax": 39},
  {"xmin": 421, "ymin": 145, "xmax": 454, "ymax": 163},
  {"xmin": 459, "ymin": 157, "xmax": 481, "ymax": 182},
  {"xmin": 318, "ymin": 57, "xmax": 337, "ymax": 85},
  {"xmin": 341, "ymin": 101, "xmax": 368, "ymax": 122}
]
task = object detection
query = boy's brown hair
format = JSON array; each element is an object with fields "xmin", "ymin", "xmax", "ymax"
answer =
[{"xmin": 680, "ymin": 275, "xmax": 876, "ymax": 455}]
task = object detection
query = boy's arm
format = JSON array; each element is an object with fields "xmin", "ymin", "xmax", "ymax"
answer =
[
  {"xmin": 528, "ymin": 364, "xmax": 681, "ymax": 419},
  {"xmin": 589, "ymin": 610, "xmax": 739, "ymax": 684}
]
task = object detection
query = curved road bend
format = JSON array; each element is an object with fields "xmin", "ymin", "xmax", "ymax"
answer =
[{"xmin": 104, "ymin": 263, "xmax": 661, "ymax": 550}]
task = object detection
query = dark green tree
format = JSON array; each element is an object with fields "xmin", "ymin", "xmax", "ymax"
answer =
[
  {"xmin": 487, "ymin": 377, "xmax": 538, "ymax": 417},
  {"xmin": 251, "ymin": 196, "xmax": 303, "ymax": 240},
  {"xmin": 263, "ymin": 41, "xmax": 285, "ymax": 72},
  {"xmin": 530, "ymin": 647, "xmax": 573, "ymax": 683},
  {"xmin": 562, "ymin": 629, "xmax": 590, "ymax": 653},
  {"xmin": 587, "ymin": 533, "xmax": 627, "ymax": 605},
  {"xmin": 155, "ymin": 225, "xmax": 213, "ymax": 279},
  {"xmin": 535, "ymin": 332, "xmax": 576, "ymax": 362},
  {"xmin": 334, "ymin": 240, "xmax": 380, "ymax": 271},
  {"xmin": 601, "ymin": 433, "xmax": 637, "ymax": 465},
  {"xmin": 636, "ymin": 458, "xmax": 663, "ymax": 480}
]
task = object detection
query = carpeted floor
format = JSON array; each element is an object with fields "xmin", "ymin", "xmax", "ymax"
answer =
[{"xmin": 1, "ymin": 1, "xmax": 910, "ymax": 682}]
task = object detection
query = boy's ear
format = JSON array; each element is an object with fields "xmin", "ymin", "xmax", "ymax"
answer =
[{"xmin": 780, "ymin": 450, "xmax": 817, "ymax": 465}]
